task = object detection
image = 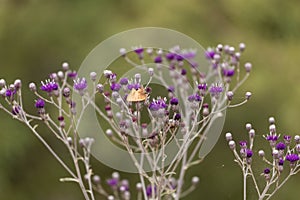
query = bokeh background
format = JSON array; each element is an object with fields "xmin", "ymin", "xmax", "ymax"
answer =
[{"xmin": 1, "ymin": 0, "xmax": 300, "ymax": 199}]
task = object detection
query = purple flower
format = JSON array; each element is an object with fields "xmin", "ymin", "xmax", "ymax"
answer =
[
  {"xmin": 175, "ymin": 54, "xmax": 184, "ymax": 61},
  {"xmin": 165, "ymin": 53, "xmax": 175, "ymax": 60},
  {"xmin": 239, "ymin": 141, "xmax": 247, "ymax": 148},
  {"xmin": 222, "ymin": 68, "xmax": 235, "ymax": 77},
  {"xmin": 154, "ymin": 56, "xmax": 162, "ymax": 63},
  {"xmin": 264, "ymin": 168, "xmax": 270, "ymax": 174},
  {"xmin": 146, "ymin": 185, "xmax": 156, "ymax": 197},
  {"xmin": 35, "ymin": 99, "xmax": 45, "ymax": 108},
  {"xmin": 149, "ymin": 99, "xmax": 167, "ymax": 111},
  {"xmin": 188, "ymin": 94, "xmax": 195, "ymax": 102},
  {"xmin": 284, "ymin": 135, "xmax": 291, "ymax": 144},
  {"xmin": 73, "ymin": 78, "xmax": 87, "ymax": 91},
  {"xmin": 209, "ymin": 84, "xmax": 223, "ymax": 96},
  {"xmin": 67, "ymin": 71, "xmax": 77, "ymax": 79},
  {"xmin": 276, "ymin": 142, "xmax": 286, "ymax": 150},
  {"xmin": 170, "ymin": 97, "xmax": 179, "ymax": 105},
  {"xmin": 119, "ymin": 78, "xmax": 128, "ymax": 85},
  {"xmin": 107, "ymin": 178, "xmax": 118, "ymax": 187},
  {"xmin": 167, "ymin": 86, "xmax": 175, "ymax": 93},
  {"xmin": 181, "ymin": 69, "xmax": 187, "ymax": 75},
  {"xmin": 198, "ymin": 83, "xmax": 207, "ymax": 91},
  {"xmin": 286, "ymin": 154, "xmax": 299, "ymax": 163},
  {"xmin": 127, "ymin": 83, "xmax": 140, "ymax": 90},
  {"xmin": 182, "ymin": 50, "xmax": 196, "ymax": 59},
  {"xmin": 205, "ymin": 49, "xmax": 215, "ymax": 59},
  {"xmin": 12, "ymin": 105, "xmax": 21, "ymax": 115},
  {"xmin": 41, "ymin": 80, "xmax": 58, "ymax": 92},
  {"xmin": 279, "ymin": 158, "xmax": 284, "ymax": 166},
  {"xmin": 246, "ymin": 149, "xmax": 253, "ymax": 158},
  {"xmin": 110, "ymin": 83, "xmax": 121, "ymax": 91},
  {"xmin": 174, "ymin": 113, "xmax": 181, "ymax": 120},
  {"xmin": 134, "ymin": 47, "xmax": 144, "ymax": 54},
  {"xmin": 266, "ymin": 135, "xmax": 278, "ymax": 142},
  {"xmin": 5, "ymin": 89, "xmax": 16, "ymax": 97}
]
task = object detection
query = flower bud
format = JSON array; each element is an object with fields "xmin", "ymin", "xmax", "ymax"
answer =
[
  {"xmin": 229, "ymin": 140, "xmax": 236, "ymax": 150},
  {"xmin": 258, "ymin": 150, "xmax": 265, "ymax": 157},
  {"xmin": 226, "ymin": 91, "xmax": 234, "ymax": 101},
  {"xmin": 90, "ymin": 72, "xmax": 97, "ymax": 81},
  {"xmin": 191, "ymin": 176, "xmax": 200, "ymax": 185},
  {"xmin": 62, "ymin": 62, "xmax": 69, "ymax": 70},
  {"xmin": 0, "ymin": 79, "xmax": 6, "ymax": 87},
  {"xmin": 119, "ymin": 48, "xmax": 126, "ymax": 56},
  {"xmin": 245, "ymin": 123, "xmax": 252, "ymax": 131},
  {"xmin": 29, "ymin": 82, "xmax": 37, "ymax": 92},
  {"xmin": 225, "ymin": 132, "xmax": 232, "ymax": 141},
  {"xmin": 245, "ymin": 92, "xmax": 252, "ymax": 100},
  {"xmin": 14, "ymin": 79, "xmax": 22, "ymax": 89}
]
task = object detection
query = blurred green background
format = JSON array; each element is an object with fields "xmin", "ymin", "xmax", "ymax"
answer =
[{"xmin": 1, "ymin": 0, "xmax": 300, "ymax": 199}]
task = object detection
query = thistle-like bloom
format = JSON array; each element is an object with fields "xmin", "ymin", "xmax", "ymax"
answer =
[
  {"xmin": 246, "ymin": 149, "xmax": 253, "ymax": 158},
  {"xmin": 165, "ymin": 52, "xmax": 175, "ymax": 60},
  {"xmin": 67, "ymin": 71, "xmax": 77, "ymax": 79},
  {"xmin": 264, "ymin": 168, "xmax": 270, "ymax": 174},
  {"xmin": 149, "ymin": 98, "xmax": 167, "ymax": 111},
  {"xmin": 198, "ymin": 83, "xmax": 207, "ymax": 91},
  {"xmin": 73, "ymin": 78, "xmax": 87, "ymax": 91},
  {"xmin": 35, "ymin": 99, "xmax": 45, "ymax": 108},
  {"xmin": 209, "ymin": 83, "xmax": 223, "ymax": 97},
  {"xmin": 205, "ymin": 48, "xmax": 215, "ymax": 59},
  {"xmin": 276, "ymin": 142, "xmax": 286, "ymax": 150},
  {"xmin": 266, "ymin": 135, "xmax": 279, "ymax": 142},
  {"xmin": 170, "ymin": 97, "xmax": 179, "ymax": 105},
  {"xmin": 110, "ymin": 83, "xmax": 121, "ymax": 91},
  {"xmin": 286, "ymin": 154, "xmax": 299, "ymax": 163},
  {"xmin": 119, "ymin": 77, "xmax": 128, "ymax": 85},
  {"xmin": 40, "ymin": 80, "xmax": 58, "ymax": 92},
  {"xmin": 239, "ymin": 141, "xmax": 247, "ymax": 148},
  {"xmin": 5, "ymin": 89, "xmax": 16, "ymax": 97},
  {"xmin": 188, "ymin": 94, "xmax": 202, "ymax": 102},
  {"xmin": 146, "ymin": 185, "xmax": 157, "ymax": 197},
  {"xmin": 222, "ymin": 68, "xmax": 235, "ymax": 77},
  {"xmin": 134, "ymin": 47, "xmax": 144, "ymax": 54},
  {"xmin": 107, "ymin": 178, "xmax": 118, "ymax": 187},
  {"xmin": 284, "ymin": 135, "xmax": 291, "ymax": 144},
  {"xmin": 154, "ymin": 56, "xmax": 162, "ymax": 63}
]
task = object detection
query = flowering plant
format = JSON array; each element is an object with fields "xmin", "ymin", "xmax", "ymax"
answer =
[
  {"xmin": 226, "ymin": 117, "xmax": 300, "ymax": 200},
  {"xmin": 0, "ymin": 42, "xmax": 252, "ymax": 199}
]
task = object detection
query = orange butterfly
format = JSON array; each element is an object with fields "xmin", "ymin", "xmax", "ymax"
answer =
[{"xmin": 126, "ymin": 87, "xmax": 147, "ymax": 102}]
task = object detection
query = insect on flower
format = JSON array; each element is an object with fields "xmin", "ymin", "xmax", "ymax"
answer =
[{"xmin": 126, "ymin": 86, "xmax": 147, "ymax": 102}]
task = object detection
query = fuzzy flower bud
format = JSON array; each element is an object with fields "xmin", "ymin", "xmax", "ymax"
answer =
[
  {"xmin": 245, "ymin": 123, "xmax": 252, "ymax": 131},
  {"xmin": 14, "ymin": 79, "xmax": 22, "ymax": 89},
  {"xmin": 90, "ymin": 72, "xmax": 97, "ymax": 81},
  {"xmin": 268, "ymin": 117, "xmax": 275, "ymax": 124},
  {"xmin": 226, "ymin": 91, "xmax": 234, "ymax": 101},
  {"xmin": 119, "ymin": 48, "xmax": 126, "ymax": 56},
  {"xmin": 191, "ymin": 176, "xmax": 200, "ymax": 185},
  {"xmin": 96, "ymin": 84, "xmax": 104, "ymax": 93},
  {"xmin": 29, "ymin": 82, "xmax": 37, "ymax": 92},
  {"xmin": 0, "ymin": 79, "xmax": 6, "ymax": 87},
  {"xmin": 258, "ymin": 150, "xmax": 265, "ymax": 157},
  {"xmin": 62, "ymin": 62, "xmax": 69, "ymax": 70},
  {"xmin": 245, "ymin": 92, "xmax": 252, "ymax": 100},
  {"xmin": 239, "ymin": 43, "xmax": 246, "ymax": 52},
  {"xmin": 228, "ymin": 140, "xmax": 236, "ymax": 150},
  {"xmin": 225, "ymin": 132, "xmax": 232, "ymax": 141}
]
